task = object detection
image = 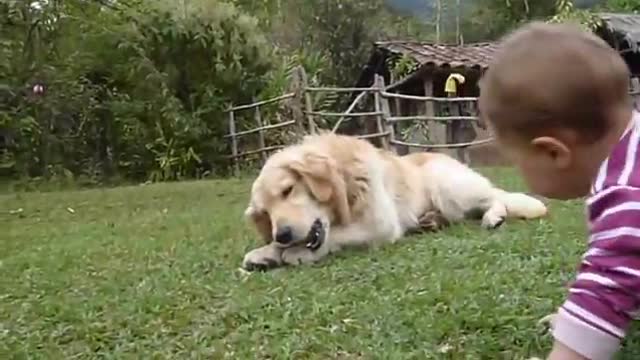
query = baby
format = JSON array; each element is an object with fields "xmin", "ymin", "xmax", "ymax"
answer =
[{"xmin": 479, "ymin": 22, "xmax": 640, "ymax": 359}]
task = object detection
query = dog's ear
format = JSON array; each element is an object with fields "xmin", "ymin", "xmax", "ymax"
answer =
[
  {"xmin": 244, "ymin": 204, "xmax": 273, "ymax": 244},
  {"xmin": 289, "ymin": 152, "xmax": 351, "ymax": 225},
  {"xmin": 343, "ymin": 165, "xmax": 370, "ymax": 218}
]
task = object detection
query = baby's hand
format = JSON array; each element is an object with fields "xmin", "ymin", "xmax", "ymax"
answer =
[
  {"xmin": 538, "ymin": 312, "xmax": 558, "ymax": 329},
  {"xmin": 525, "ymin": 313, "xmax": 558, "ymax": 360}
]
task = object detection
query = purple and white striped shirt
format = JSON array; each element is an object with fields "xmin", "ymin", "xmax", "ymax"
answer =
[{"xmin": 553, "ymin": 111, "xmax": 640, "ymax": 359}]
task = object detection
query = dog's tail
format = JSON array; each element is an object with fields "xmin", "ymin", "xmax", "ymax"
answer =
[{"xmin": 493, "ymin": 189, "xmax": 548, "ymax": 219}]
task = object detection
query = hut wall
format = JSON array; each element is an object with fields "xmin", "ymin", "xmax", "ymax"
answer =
[{"xmin": 420, "ymin": 69, "xmax": 509, "ymax": 166}]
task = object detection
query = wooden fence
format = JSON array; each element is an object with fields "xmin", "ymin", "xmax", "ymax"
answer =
[{"xmin": 225, "ymin": 66, "xmax": 490, "ymax": 175}]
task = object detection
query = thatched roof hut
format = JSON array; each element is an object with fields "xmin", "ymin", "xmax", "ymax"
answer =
[
  {"xmin": 356, "ymin": 41, "xmax": 498, "ymax": 96},
  {"xmin": 355, "ymin": 41, "xmax": 501, "ymax": 164},
  {"xmin": 596, "ymin": 12, "xmax": 640, "ymax": 75},
  {"xmin": 358, "ymin": 13, "xmax": 640, "ymax": 93},
  {"xmin": 351, "ymin": 14, "xmax": 640, "ymax": 164}
]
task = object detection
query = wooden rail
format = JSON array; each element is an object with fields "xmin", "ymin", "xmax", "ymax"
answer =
[
  {"xmin": 226, "ymin": 93, "xmax": 295, "ymax": 112},
  {"xmin": 223, "ymin": 120, "xmax": 295, "ymax": 138},
  {"xmin": 390, "ymin": 137, "xmax": 494, "ymax": 149},
  {"xmin": 225, "ymin": 66, "xmax": 499, "ymax": 175},
  {"xmin": 305, "ymin": 111, "xmax": 383, "ymax": 117},
  {"xmin": 387, "ymin": 115, "xmax": 479, "ymax": 123},
  {"xmin": 382, "ymin": 92, "xmax": 477, "ymax": 102}
]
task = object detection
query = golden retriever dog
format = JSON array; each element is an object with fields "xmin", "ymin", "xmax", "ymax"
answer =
[{"xmin": 242, "ymin": 132, "xmax": 547, "ymax": 271}]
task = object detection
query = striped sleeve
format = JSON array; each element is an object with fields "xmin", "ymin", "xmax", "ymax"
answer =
[{"xmin": 554, "ymin": 186, "xmax": 640, "ymax": 359}]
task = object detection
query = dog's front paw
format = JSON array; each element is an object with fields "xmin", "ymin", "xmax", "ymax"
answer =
[
  {"xmin": 281, "ymin": 246, "xmax": 322, "ymax": 266},
  {"xmin": 242, "ymin": 245, "xmax": 283, "ymax": 272}
]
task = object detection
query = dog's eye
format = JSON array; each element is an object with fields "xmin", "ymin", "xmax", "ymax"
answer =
[{"xmin": 281, "ymin": 185, "xmax": 293, "ymax": 198}]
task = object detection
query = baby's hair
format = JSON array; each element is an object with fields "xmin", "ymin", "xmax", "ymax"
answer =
[{"xmin": 479, "ymin": 21, "xmax": 631, "ymax": 143}]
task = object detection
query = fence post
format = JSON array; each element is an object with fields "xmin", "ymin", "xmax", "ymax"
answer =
[
  {"xmin": 631, "ymin": 77, "xmax": 640, "ymax": 111},
  {"xmin": 285, "ymin": 66, "xmax": 307, "ymax": 138},
  {"xmin": 227, "ymin": 108, "xmax": 239, "ymax": 176},
  {"xmin": 253, "ymin": 97, "xmax": 268, "ymax": 164},
  {"xmin": 423, "ymin": 80, "xmax": 437, "ymax": 152},
  {"xmin": 376, "ymin": 75, "xmax": 396, "ymax": 153},
  {"xmin": 373, "ymin": 75, "xmax": 389, "ymax": 150},
  {"xmin": 299, "ymin": 67, "xmax": 316, "ymax": 134}
]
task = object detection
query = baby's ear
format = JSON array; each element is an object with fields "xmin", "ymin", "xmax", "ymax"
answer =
[{"xmin": 531, "ymin": 136, "xmax": 572, "ymax": 169}]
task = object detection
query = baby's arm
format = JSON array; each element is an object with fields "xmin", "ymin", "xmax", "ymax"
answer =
[
  {"xmin": 547, "ymin": 187, "xmax": 640, "ymax": 359},
  {"xmin": 548, "ymin": 341, "xmax": 589, "ymax": 360}
]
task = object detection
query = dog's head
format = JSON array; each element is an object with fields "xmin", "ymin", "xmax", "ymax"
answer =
[{"xmin": 244, "ymin": 147, "xmax": 351, "ymax": 250}]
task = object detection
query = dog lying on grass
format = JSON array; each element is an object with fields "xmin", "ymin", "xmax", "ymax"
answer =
[{"xmin": 242, "ymin": 132, "xmax": 547, "ymax": 271}]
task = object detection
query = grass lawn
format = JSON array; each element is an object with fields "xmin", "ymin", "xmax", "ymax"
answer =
[{"xmin": 2, "ymin": 168, "xmax": 640, "ymax": 359}]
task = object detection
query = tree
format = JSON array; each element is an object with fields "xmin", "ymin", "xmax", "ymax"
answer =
[
  {"xmin": 548, "ymin": 0, "xmax": 601, "ymax": 29},
  {"xmin": 0, "ymin": 0, "xmax": 277, "ymax": 182},
  {"xmin": 462, "ymin": 0, "xmax": 557, "ymax": 41},
  {"xmin": 606, "ymin": 0, "xmax": 640, "ymax": 11}
]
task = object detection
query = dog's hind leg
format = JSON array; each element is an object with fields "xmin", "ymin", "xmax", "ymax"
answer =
[
  {"xmin": 406, "ymin": 210, "xmax": 450, "ymax": 235},
  {"xmin": 437, "ymin": 192, "xmax": 507, "ymax": 230},
  {"xmin": 427, "ymin": 161, "xmax": 508, "ymax": 229},
  {"xmin": 419, "ymin": 210, "xmax": 450, "ymax": 231}
]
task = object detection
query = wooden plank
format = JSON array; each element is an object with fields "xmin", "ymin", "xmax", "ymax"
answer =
[
  {"xmin": 227, "ymin": 145, "xmax": 285, "ymax": 159},
  {"xmin": 393, "ymin": 96, "xmax": 401, "ymax": 117},
  {"xmin": 423, "ymin": 79, "xmax": 436, "ymax": 149},
  {"xmin": 331, "ymin": 91, "xmax": 368, "ymax": 133},
  {"xmin": 373, "ymin": 75, "xmax": 389, "ymax": 149},
  {"xmin": 253, "ymin": 98, "xmax": 267, "ymax": 163},
  {"xmin": 382, "ymin": 91, "xmax": 477, "ymax": 102},
  {"xmin": 226, "ymin": 93, "xmax": 295, "ymax": 112},
  {"xmin": 296, "ymin": 67, "xmax": 316, "ymax": 134},
  {"xmin": 306, "ymin": 86, "xmax": 378, "ymax": 93},
  {"xmin": 387, "ymin": 115, "xmax": 478, "ymax": 123},
  {"xmin": 377, "ymin": 75, "xmax": 397, "ymax": 153},
  {"xmin": 304, "ymin": 90, "xmax": 316, "ymax": 134},
  {"xmin": 423, "ymin": 79, "xmax": 435, "ymax": 120},
  {"xmin": 287, "ymin": 66, "xmax": 306, "ymax": 138},
  {"xmin": 447, "ymin": 91, "xmax": 468, "ymax": 163},
  {"xmin": 356, "ymin": 131, "xmax": 391, "ymax": 140},
  {"xmin": 223, "ymin": 120, "xmax": 295, "ymax": 138},
  {"xmin": 631, "ymin": 77, "xmax": 640, "ymax": 110},
  {"xmin": 306, "ymin": 111, "xmax": 383, "ymax": 117},
  {"xmin": 392, "ymin": 93, "xmax": 403, "ymax": 154},
  {"xmin": 228, "ymin": 109, "xmax": 239, "ymax": 176},
  {"xmin": 390, "ymin": 137, "xmax": 493, "ymax": 149}
]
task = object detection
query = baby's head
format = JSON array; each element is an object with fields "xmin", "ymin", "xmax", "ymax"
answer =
[{"xmin": 479, "ymin": 21, "xmax": 632, "ymax": 199}]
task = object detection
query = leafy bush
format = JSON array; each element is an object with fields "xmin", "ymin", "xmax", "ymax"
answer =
[{"xmin": 1, "ymin": 0, "xmax": 275, "ymax": 183}]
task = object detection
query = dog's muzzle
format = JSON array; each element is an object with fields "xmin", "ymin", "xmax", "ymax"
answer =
[{"xmin": 305, "ymin": 219, "xmax": 325, "ymax": 251}]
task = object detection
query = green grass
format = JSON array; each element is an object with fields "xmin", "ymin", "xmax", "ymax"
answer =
[{"xmin": 2, "ymin": 168, "xmax": 640, "ymax": 359}]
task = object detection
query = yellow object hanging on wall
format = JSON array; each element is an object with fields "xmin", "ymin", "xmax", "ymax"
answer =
[{"xmin": 445, "ymin": 73, "xmax": 466, "ymax": 94}]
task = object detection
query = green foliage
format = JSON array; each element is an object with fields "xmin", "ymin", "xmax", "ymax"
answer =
[
  {"xmin": 7, "ymin": 170, "xmax": 640, "ymax": 358},
  {"xmin": 1, "ymin": 0, "xmax": 439, "ymax": 185},
  {"xmin": 117, "ymin": 0, "xmax": 274, "ymax": 181},
  {"xmin": 1, "ymin": 0, "xmax": 275, "ymax": 183},
  {"xmin": 607, "ymin": 0, "xmax": 640, "ymax": 11},
  {"xmin": 233, "ymin": 0, "xmax": 434, "ymax": 86},
  {"xmin": 388, "ymin": 54, "xmax": 420, "ymax": 81},
  {"xmin": 294, "ymin": 0, "xmax": 385, "ymax": 86},
  {"xmin": 548, "ymin": 0, "xmax": 602, "ymax": 30},
  {"xmin": 5, "ymin": 0, "xmax": 637, "ymax": 185},
  {"xmin": 463, "ymin": 0, "xmax": 558, "ymax": 41}
]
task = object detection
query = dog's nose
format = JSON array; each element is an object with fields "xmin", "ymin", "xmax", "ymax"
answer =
[{"xmin": 275, "ymin": 226, "xmax": 293, "ymax": 244}]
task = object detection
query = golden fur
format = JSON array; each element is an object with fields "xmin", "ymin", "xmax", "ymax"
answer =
[{"xmin": 242, "ymin": 132, "xmax": 547, "ymax": 270}]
